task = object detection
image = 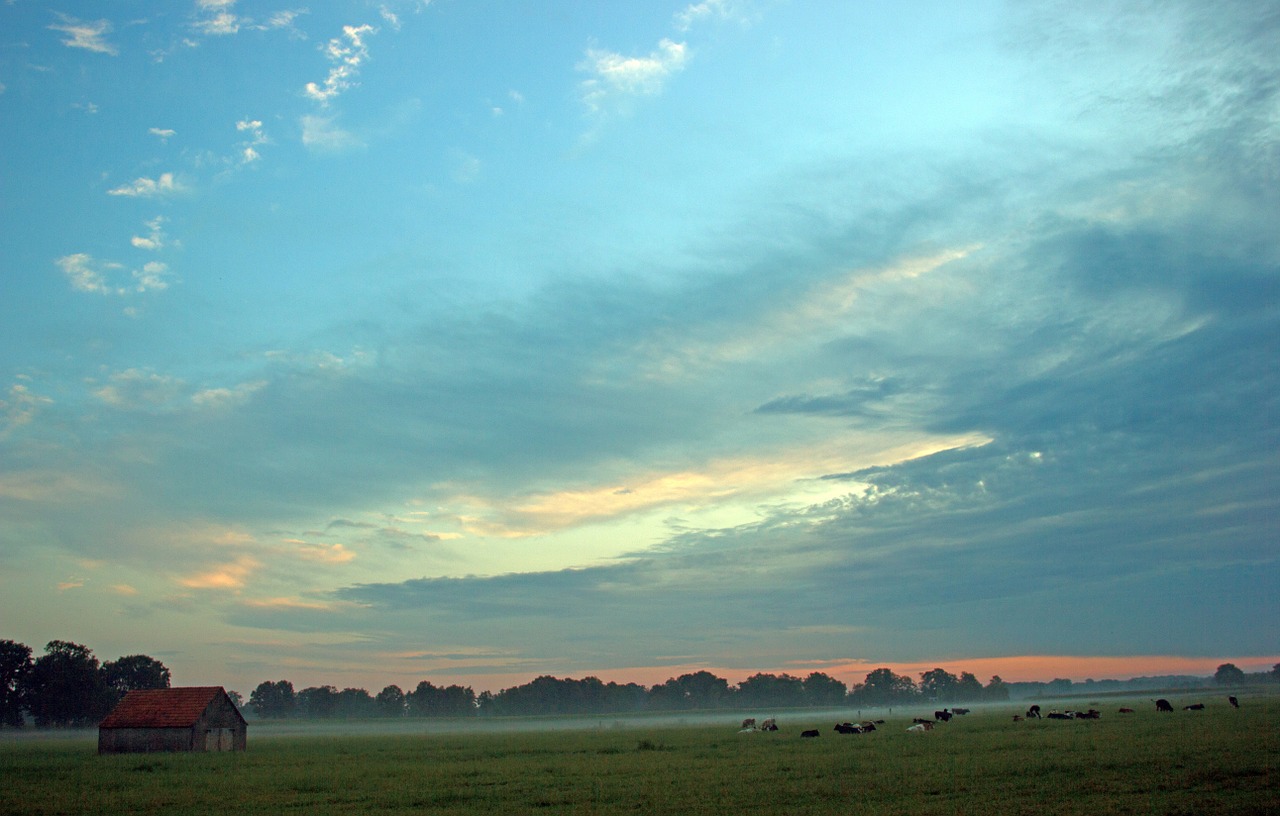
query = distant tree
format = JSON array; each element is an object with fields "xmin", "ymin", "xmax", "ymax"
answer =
[
  {"xmin": 25, "ymin": 641, "xmax": 113, "ymax": 727},
  {"xmin": 297, "ymin": 685, "xmax": 340, "ymax": 718},
  {"xmin": 982, "ymin": 675, "xmax": 1010, "ymax": 701},
  {"xmin": 919, "ymin": 668, "xmax": 959, "ymax": 702},
  {"xmin": 1213, "ymin": 663, "xmax": 1246, "ymax": 685},
  {"xmin": 226, "ymin": 690, "xmax": 244, "ymax": 710},
  {"xmin": 1273, "ymin": 663, "xmax": 1280, "ymax": 683},
  {"xmin": 854, "ymin": 668, "xmax": 917, "ymax": 704},
  {"xmin": 408, "ymin": 680, "xmax": 476, "ymax": 717},
  {"xmin": 375, "ymin": 685, "xmax": 406, "ymax": 717},
  {"xmin": 801, "ymin": 672, "xmax": 848, "ymax": 707},
  {"xmin": 649, "ymin": 671, "xmax": 730, "ymax": 711},
  {"xmin": 736, "ymin": 673, "xmax": 805, "ymax": 708},
  {"xmin": 956, "ymin": 672, "xmax": 984, "ymax": 701},
  {"xmin": 102, "ymin": 654, "xmax": 171, "ymax": 701},
  {"xmin": 0, "ymin": 640, "xmax": 33, "ymax": 728},
  {"xmin": 249, "ymin": 680, "xmax": 296, "ymax": 719}
]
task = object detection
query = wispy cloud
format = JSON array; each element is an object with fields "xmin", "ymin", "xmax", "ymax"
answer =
[
  {"xmin": 130, "ymin": 216, "xmax": 169, "ymax": 251},
  {"xmin": 192, "ymin": 0, "xmax": 241, "ymax": 36},
  {"xmin": 674, "ymin": 0, "xmax": 753, "ymax": 31},
  {"xmin": 304, "ymin": 23, "xmax": 377, "ymax": 106},
  {"xmin": 300, "ymin": 114, "xmax": 363, "ymax": 152},
  {"xmin": 235, "ymin": 118, "xmax": 268, "ymax": 163},
  {"xmin": 106, "ymin": 172, "xmax": 183, "ymax": 198},
  {"xmin": 49, "ymin": 14, "xmax": 119, "ymax": 56},
  {"xmin": 0, "ymin": 383, "xmax": 53, "ymax": 441},
  {"xmin": 149, "ymin": 127, "xmax": 176, "ymax": 143},
  {"xmin": 579, "ymin": 38, "xmax": 689, "ymax": 115}
]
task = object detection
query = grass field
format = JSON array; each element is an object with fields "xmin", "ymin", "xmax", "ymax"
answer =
[{"xmin": 1, "ymin": 693, "xmax": 1275, "ymax": 815}]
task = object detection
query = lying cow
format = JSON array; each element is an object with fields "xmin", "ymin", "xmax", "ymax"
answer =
[
  {"xmin": 907, "ymin": 722, "xmax": 934, "ymax": 732},
  {"xmin": 834, "ymin": 722, "xmax": 864, "ymax": 734},
  {"xmin": 760, "ymin": 718, "xmax": 778, "ymax": 731},
  {"xmin": 1118, "ymin": 707, "xmax": 1135, "ymax": 714},
  {"xmin": 951, "ymin": 708, "xmax": 970, "ymax": 716},
  {"xmin": 801, "ymin": 729, "xmax": 820, "ymax": 738},
  {"xmin": 1184, "ymin": 703, "xmax": 1205, "ymax": 711}
]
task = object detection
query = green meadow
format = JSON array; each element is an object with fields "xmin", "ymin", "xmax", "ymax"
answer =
[{"xmin": 2, "ymin": 695, "xmax": 1275, "ymax": 815}]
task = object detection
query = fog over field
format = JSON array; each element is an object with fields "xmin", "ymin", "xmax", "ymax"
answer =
[{"xmin": 1, "ymin": 0, "xmax": 1277, "ymax": 695}]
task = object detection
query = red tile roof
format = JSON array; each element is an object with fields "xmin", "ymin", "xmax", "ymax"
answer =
[{"xmin": 99, "ymin": 687, "xmax": 228, "ymax": 729}]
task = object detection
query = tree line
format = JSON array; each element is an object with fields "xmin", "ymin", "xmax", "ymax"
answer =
[
  {"xmin": 5, "ymin": 636, "xmax": 1276, "ymax": 727},
  {"xmin": 1, "ymin": 639, "xmax": 172, "ymax": 728},
  {"xmin": 246, "ymin": 667, "xmax": 1013, "ymax": 719}
]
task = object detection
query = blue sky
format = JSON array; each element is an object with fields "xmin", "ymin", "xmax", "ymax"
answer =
[{"xmin": 2, "ymin": 0, "xmax": 1277, "ymax": 695}]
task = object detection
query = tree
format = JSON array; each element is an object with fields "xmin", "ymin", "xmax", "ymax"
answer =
[
  {"xmin": 919, "ymin": 668, "xmax": 959, "ymax": 702},
  {"xmin": 1214, "ymin": 663, "xmax": 1246, "ymax": 685},
  {"xmin": 736, "ymin": 673, "xmax": 805, "ymax": 708},
  {"xmin": 297, "ymin": 685, "xmax": 340, "ymax": 718},
  {"xmin": 802, "ymin": 672, "xmax": 848, "ymax": 707},
  {"xmin": 982, "ymin": 675, "xmax": 1010, "ymax": 701},
  {"xmin": 249, "ymin": 680, "xmax": 296, "ymax": 719},
  {"xmin": 25, "ymin": 640, "xmax": 112, "ymax": 727},
  {"xmin": 854, "ymin": 668, "xmax": 917, "ymax": 704},
  {"xmin": 0, "ymin": 640, "xmax": 32, "ymax": 728},
  {"xmin": 226, "ymin": 690, "xmax": 244, "ymax": 710},
  {"xmin": 375, "ymin": 685, "xmax": 406, "ymax": 717},
  {"xmin": 102, "ymin": 654, "xmax": 171, "ymax": 700},
  {"xmin": 649, "ymin": 671, "xmax": 730, "ymax": 710},
  {"xmin": 956, "ymin": 672, "xmax": 984, "ymax": 701}
]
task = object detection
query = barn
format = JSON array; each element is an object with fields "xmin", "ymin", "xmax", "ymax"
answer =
[{"xmin": 98, "ymin": 686, "xmax": 246, "ymax": 754}]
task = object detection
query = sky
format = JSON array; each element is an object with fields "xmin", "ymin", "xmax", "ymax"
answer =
[{"xmin": 1, "ymin": 0, "xmax": 1277, "ymax": 697}]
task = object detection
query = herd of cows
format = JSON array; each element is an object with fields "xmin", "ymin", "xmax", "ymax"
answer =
[{"xmin": 738, "ymin": 696, "xmax": 1241, "ymax": 738}]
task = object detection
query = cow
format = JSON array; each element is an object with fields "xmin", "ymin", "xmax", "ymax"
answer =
[
  {"xmin": 761, "ymin": 718, "xmax": 778, "ymax": 731},
  {"xmin": 907, "ymin": 722, "xmax": 934, "ymax": 732},
  {"xmin": 951, "ymin": 708, "xmax": 970, "ymax": 716},
  {"xmin": 1155, "ymin": 699, "xmax": 1174, "ymax": 712},
  {"xmin": 1229, "ymin": 696, "xmax": 1240, "ymax": 709},
  {"xmin": 1118, "ymin": 707, "xmax": 1135, "ymax": 714},
  {"xmin": 1047, "ymin": 711, "xmax": 1073, "ymax": 720},
  {"xmin": 1012, "ymin": 715, "xmax": 1024, "ymax": 722},
  {"xmin": 834, "ymin": 722, "xmax": 863, "ymax": 734},
  {"xmin": 934, "ymin": 709, "xmax": 953, "ymax": 722},
  {"xmin": 1076, "ymin": 709, "xmax": 1101, "ymax": 720},
  {"xmin": 913, "ymin": 717, "xmax": 934, "ymax": 725},
  {"xmin": 1026, "ymin": 704, "xmax": 1042, "ymax": 719},
  {"xmin": 741, "ymin": 718, "xmax": 756, "ymax": 730},
  {"xmin": 859, "ymin": 721, "xmax": 878, "ymax": 732},
  {"xmin": 801, "ymin": 729, "xmax": 820, "ymax": 738},
  {"xmin": 1183, "ymin": 703, "xmax": 1205, "ymax": 711}
]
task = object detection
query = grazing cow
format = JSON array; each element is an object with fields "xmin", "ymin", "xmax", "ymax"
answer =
[
  {"xmin": 907, "ymin": 722, "xmax": 934, "ymax": 732},
  {"xmin": 934, "ymin": 709, "xmax": 953, "ymax": 722},
  {"xmin": 1118, "ymin": 707, "xmax": 1135, "ymax": 714},
  {"xmin": 951, "ymin": 708, "xmax": 970, "ymax": 716},
  {"xmin": 801, "ymin": 729, "xmax": 820, "ymax": 738},
  {"xmin": 1026, "ymin": 705, "xmax": 1042, "ymax": 719},
  {"xmin": 1155, "ymin": 699, "xmax": 1174, "ymax": 712},
  {"xmin": 1183, "ymin": 703, "xmax": 1205, "ymax": 711},
  {"xmin": 1229, "ymin": 696, "xmax": 1240, "ymax": 709}
]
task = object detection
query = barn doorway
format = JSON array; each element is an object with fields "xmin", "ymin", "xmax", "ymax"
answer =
[{"xmin": 205, "ymin": 728, "xmax": 233, "ymax": 751}]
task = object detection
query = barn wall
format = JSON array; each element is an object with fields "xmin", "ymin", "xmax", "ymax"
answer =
[
  {"xmin": 196, "ymin": 696, "xmax": 248, "ymax": 751},
  {"xmin": 98, "ymin": 727, "xmax": 195, "ymax": 754}
]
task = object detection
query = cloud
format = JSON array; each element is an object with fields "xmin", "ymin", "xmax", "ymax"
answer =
[
  {"xmin": 130, "ymin": 216, "xmax": 169, "ymax": 251},
  {"xmin": 300, "ymin": 114, "xmax": 363, "ymax": 152},
  {"xmin": 55, "ymin": 253, "xmax": 117, "ymax": 294},
  {"xmin": 49, "ymin": 14, "xmax": 119, "ymax": 56},
  {"xmin": 0, "ymin": 383, "xmax": 53, "ymax": 441},
  {"xmin": 148, "ymin": 127, "xmax": 176, "ymax": 143},
  {"xmin": 106, "ymin": 172, "xmax": 183, "ymax": 197},
  {"xmin": 56, "ymin": 251, "xmax": 174, "ymax": 296},
  {"xmin": 674, "ymin": 0, "xmax": 752, "ymax": 31},
  {"xmin": 93, "ymin": 369, "xmax": 187, "ymax": 410},
  {"xmin": 304, "ymin": 23, "xmax": 377, "ymax": 106},
  {"xmin": 179, "ymin": 554, "xmax": 261, "ymax": 590},
  {"xmin": 579, "ymin": 38, "xmax": 689, "ymax": 115},
  {"xmin": 235, "ymin": 118, "xmax": 268, "ymax": 163}
]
